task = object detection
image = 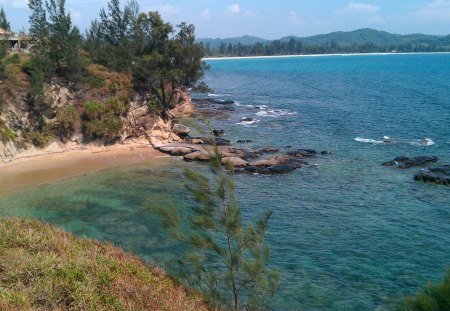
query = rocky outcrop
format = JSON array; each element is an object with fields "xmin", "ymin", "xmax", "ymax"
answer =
[
  {"xmin": 0, "ymin": 140, "xmax": 18, "ymax": 160},
  {"xmin": 168, "ymin": 88, "xmax": 196, "ymax": 117},
  {"xmin": 172, "ymin": 124, "xmax": 190, "ymax": 137},
  {"xmin": 382, "ymin": 156, "xmax": 439, "ymax": 169},
  {"xmin": 414, "ymin": 164, "xmax": 450, "ymax": 186}
]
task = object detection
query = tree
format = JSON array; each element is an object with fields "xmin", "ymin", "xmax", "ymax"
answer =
[
  {"xmin": 392, "ymin": 268, "xmax": 450, "ymax": 311},
  {"xmin": 0, "ymin": 7, "xmax": 10, "ymax": 31},
  {"xmin": 152, "ymin": 127, "xmax": 279, "ymax": 310},
  {"xmin": 132, "ymin": 12, "xmax": 205, "ymax": 119}
]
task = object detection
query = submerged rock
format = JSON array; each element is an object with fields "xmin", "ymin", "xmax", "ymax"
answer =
[
  {"xmin": 236, "ymin": 139, "xmax": 253, "ymax": 143},
  {"xmin": 287, "ymin": 149, "xmax": 317, "ymax": 158},
  {"xmin": 382, "ymin": 156, "xmax": 439, "ymax": 169},
  {"xmin": 414, "ymin": 164, "xmax": 450, "ymax": 186},
  {"xmin": 213, "ymin": 129, "xmax": 224, "ymax": 136}
]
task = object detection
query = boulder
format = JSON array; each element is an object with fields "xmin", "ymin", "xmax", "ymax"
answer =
[
  {"xmin": 221, "ymin": 157, "xmax": 248, "ymax": 168},
  {"xmin": 238, "ymin": 163, "xmax": 298, "ymax": 175},
  {"xmin": 213, "ymin": 129, "xmax": 224, "ymax": 136},
  {"xmin": 250, "ymin": 155, "xmax": 293, "ymax": 167},
  {"xmin": 382, "ymin": 156, "xmax": 439, "ymax": 169},
  {"xmin": 172, "ymin": 124, "xmax": 190, "ymax": 137},
  {"xmin": 259, "ymin": 147, "xmax": 279, "ymax": 154},
  {"xmin": 321, "ymin": 150, "xmax": 332, "ymax": 155},
  {"xmin": 0, "ymin": 141, "xmax": 17, "ymax": 159},
  {"xmin": 159, "ymin": 145, "xmax": 198, "ymax": 156},
  {"xmin": 236, "ymin": 139, "xmax": 253, "ymax": 143},
  {"xmin": 414, "ymin": 164, "xmax": 450, "ymax": 186},
  {"xmin": 287, "ymin": 149, "xmax": 317, "ymax": 158},
  {"xmin": 183, "ymin": 151, "xmax": 211, "ymax": 162}
]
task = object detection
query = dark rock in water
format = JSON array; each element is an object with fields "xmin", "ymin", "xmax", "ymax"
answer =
[
  {"xmin": 321, "ymin": 150, "xmax": 332, "ymax": 155},
  {"xmin": 284, "ymin": 145, "xmax": 292, "ymax": 149},
  {"xmin": 213, "ymin": 129, "xmax": 224, "ymax": 136},
  {"xmin": 197, "ymin": 137, "xmax": 231, "ymax": 146},
  {"xmin": 287, "ymin": 149, "xmax": 317, "ymax": 158},
  {"xmin": 236, "ymin": 139, "xmax": 253, "ymax": 143},
  {"xmin": 172, "ymin": 124, "xmax": 190, "ymax": 137},
  {"xmin": 240, "ymin": 117, "xmax": 254, "ymax": 122},
  {"xmin": 259, "ymin": 147, "xmax": 279, "ymax": 154},
  {"xmin": 267, "ymin": 164, "xmax": 297, "ymax": 175},
  {"xmin": 382, "ymin": 156, "xmax": 439, "ymax": 169},
  {"xmin": 210, "ymin": 99, "xmax": 235, "ymax": 105},
  {"xmin": 414, "ymin": 164, "xmax": 450, "ymax": 186}
]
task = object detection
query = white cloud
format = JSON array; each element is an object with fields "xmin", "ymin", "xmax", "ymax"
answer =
[
  {"xmin": 427, "ymin": 0, "xmax": 450, "ymax": 8},
  {"xmin": 288, "ymin": 11, "xmax": 306, "ymax": 26},
  {"xmin": 144, "ymin": 4, "xmax": 182, "ymax": 16},
  {"xmin": 69, "ymin": 8, "xmax": 82, "ymax": 23},
  {"xmin": 202, "ymin": 8, "xmax": 211, "ymax": 19},
  {"xmin": 337, "ymin": 2, "xmax": 380, "ymax": 15},
  {"xmin": 227, "ymin": 4, "xmax": 240, "ymax": 14}
]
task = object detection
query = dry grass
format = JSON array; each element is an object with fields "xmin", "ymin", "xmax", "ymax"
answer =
[{"xmin": 0, "ymin": 218, "xmax": 212, "ymax": 311}]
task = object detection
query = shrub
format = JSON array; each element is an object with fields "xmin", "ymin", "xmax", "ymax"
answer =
[
  {"xmin": 147, "ymin": 99, "xmax": 161, "ymax": 115},
  {"xmin": 393, "ymin": 268, "xmax": 450, "ymax": 310},
  {"xmin": 86, "ymin": 73, "xmax": 105, "ymax": 89},
  {"xmin": 84, "ymin": 100, "xmax": 103, "ymax": 120},
  {"xmin": 29, "ymin": 130, "xmax": 53, "ymax": 148},
  {"xmin": 0, "ymin": 122, "xmax": 16, "ymax": 143},
  {"xmin": 55, "ymin": 105, "xmax": 79, "ymax": 139}
]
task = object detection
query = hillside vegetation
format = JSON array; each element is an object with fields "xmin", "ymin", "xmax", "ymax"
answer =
[
  {"xmin": 198, "ymin": 28, "xmax": 450, "ymax": 56},
  {"xmin": 0, "ymin": 218, "xmax": 211, "ymax": 310}
]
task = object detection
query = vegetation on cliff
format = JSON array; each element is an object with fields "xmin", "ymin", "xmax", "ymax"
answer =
[
  {"xmin": 0, "ymin": 218, "xmax": 210, "ymax": 310},
  {"xmin": 0, "ymin": 0, "xmax": 206, "ymax": 155}
]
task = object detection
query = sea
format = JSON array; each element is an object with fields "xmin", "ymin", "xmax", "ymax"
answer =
[{"xmin": 1, "ymin": 53, "xmax": 449, "ymax": 310}]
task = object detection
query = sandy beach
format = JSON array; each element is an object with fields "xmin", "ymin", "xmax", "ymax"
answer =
[
  {"xmin": 203, "ymin": 52, "xmax": 450, "ymax": 61},
  {"xmin": 0, "ymin": 142, "xmax": 169, "ymax": 196}
]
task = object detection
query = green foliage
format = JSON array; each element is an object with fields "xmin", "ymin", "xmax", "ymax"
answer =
[
  {"xmin": 392, "ymin": 268, "xmax": 450, "ymax": 311},
  {"xmin": 192, "ymin": 81, "xmax": 213, "ymax": 94},
  {"xmin": 29, "ymin": 129, "xmax": 53, "ymax": 147},
  {"xmin": 0, "ymin": 121, "xmax": 16, "ymax": 143},
  {"xmin": 152, "ymin": 124, "xmax": 279, "ymax": 310},
  {"xmin": 54, "ymin": 104, "xmax": 79, "ymax": 139},
  {"xmin": 132, "ymin": 12, "xmax": 205, "ymax": 119},
  {"xmin": 83, "ymin": 96, "xmax": 129, "ymax": 140},
  {"xmin": 86, "ymin": 73, "xmax": 106, "ymax": 89},
  {"xmin": 0, "ymin": 7, "xmax": 10, "ymax": 31},
  {"xmin": 147, "ymin": 99, "xmax": 161, "ymax": 115}
]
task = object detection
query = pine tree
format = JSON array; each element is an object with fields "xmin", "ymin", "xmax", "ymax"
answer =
[
  {"xmin": 151, "ymin": 126, "xmax": 280, "ymax": 310},
  {"xmin": 0, "ymin": 7, "xmax": 10, "ymax": 31}
]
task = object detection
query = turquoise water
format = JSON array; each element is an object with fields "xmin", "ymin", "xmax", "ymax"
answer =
[{"xmin": 1, "ymin": 54, "xmax": 450, "ymax": 310}]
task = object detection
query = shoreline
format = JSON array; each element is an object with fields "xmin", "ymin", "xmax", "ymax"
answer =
[
  {"xmin": 0, "ymin": 141, "xmax": 168, "ymax": 196},
  {"xmin": 203, "ymin": 51, "xmax": 450, "ymax": 61}
]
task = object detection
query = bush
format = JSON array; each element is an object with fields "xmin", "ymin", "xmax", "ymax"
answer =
[
  {"xmin": 86, "ymin": 73, "xmax": 105, "ymax": 89},
  {"xmin": 147, "ymin": 99, "xmax": 161, "ymax": 115},
  {"xmin": 0, "ymin": 122, "xmax": 16, "ymax": 143},
  {"xmin": 29, "ymin": 130, "xmax": 53, "ymax": 148},
  {"xmin": 55, "ymin": 105, "xmax": 79, "ymax": 139},
  {"xmin": 393, "ymin": 268, "xmax": 450, "ymax": 310},
  {"xmin": 83, "ymin": 96, "xmax": 129, "ymax": 140}
]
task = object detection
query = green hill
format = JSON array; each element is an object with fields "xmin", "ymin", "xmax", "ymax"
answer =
[{"xmin": 196, "ymin": 35, "xmax": 268, "ymax": 49}]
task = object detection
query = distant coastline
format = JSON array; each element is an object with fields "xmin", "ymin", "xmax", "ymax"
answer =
[{"xmin": 203, "ymin": 51, "xmax": 450, "ymax": 61}]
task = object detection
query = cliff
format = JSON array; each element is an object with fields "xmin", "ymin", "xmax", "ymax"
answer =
[{"xmin": 0, "ymin": 54, "xmax": 195, "ymax": 162}]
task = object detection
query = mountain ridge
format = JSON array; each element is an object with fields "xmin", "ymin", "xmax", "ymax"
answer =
[{"xmin": 197, "ymin": 28, "xmax": 450, "ymax": 49}]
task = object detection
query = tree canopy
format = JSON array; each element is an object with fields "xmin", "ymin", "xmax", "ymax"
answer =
[{"xmin": 0, "ymin": 7, "xmax": 10, "ymax": 31}]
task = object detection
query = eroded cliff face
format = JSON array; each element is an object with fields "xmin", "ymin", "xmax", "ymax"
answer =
[{"xmin": 0, "ymin": 82, "xmax": 196, "ymax": 162}]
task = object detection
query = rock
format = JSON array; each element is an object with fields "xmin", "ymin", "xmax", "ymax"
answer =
[
  {"xmin": 191, "ymin": 138, "xmax": 204, "ymax": 144},
  {"xmin": 130, "ymin": 106, "xmax": 148, "ymax": 119},
  {"xmin": 267, "ymin": 164, "xmax": 297, "ymax": 175},
  {"xmin": 240, "ymin": 117, "xmax": 254, "ymax": 122},
  {"xmin": 172, "ymin": 124, "xmax": 190, "ymax": 137},
  {"xmin": 287, "ymin": 149, "xmax": 317, "ymax": 158},
  {"xmin": 236, "ymin": 139, "xmax": 253, "ymax": 143},
  {"xmin": 221, "ymin": 157, "xmax": 248, "ymax": 168},
  {"xmin": 197, "ymin": 137, "xmax": 231, "ymax": 146},
  {"xmin": 382, "ymin": 156, "xmax": 439, "ymax": 169},
  {"xmin": 0, "ymin": 140, "xmax": 17, "ymax": 158},
  {"xmin": 250, "ymin": 155, "xmax": 294, "ymax": 167},
  {"xmin": 159, "ymin": 145, "xmax": 198, "ymax": 156},
  {"xmin": 321, "ymin": 150, "xmax": 332, "ymax": 155},
  {"xmin": 414, "ymin": 164, "xmax": 450, "ymax": 186},
  {"xmin": 213, "ymin": 129, "xmax": 224, "ymax": 136},
  {"xmin": 259, "ymin": 147, "xmax": 279, "ymax": 154},
  {"xmin": 183, "ymin": 151, "xmax": 211, "ymax": 162}
]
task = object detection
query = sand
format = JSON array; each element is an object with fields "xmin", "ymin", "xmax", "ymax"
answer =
[{"xmin": 0, "ymin": 142, "xmax": 170, "ymax": 196}]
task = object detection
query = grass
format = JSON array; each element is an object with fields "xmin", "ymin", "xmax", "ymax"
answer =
[{"xmin": 0, "ymin": 218, "xmax": 212, "ymax": 311}]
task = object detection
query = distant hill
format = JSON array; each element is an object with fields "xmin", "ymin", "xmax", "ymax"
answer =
[
  {"xmin": 198, "ymin": 28, "xmax": 450, "ymax": 49},
  {"xmin": 280, "ymin": 28, "xmax": 450, "ymax": 47},
  {"xmin": 196, "ymin": 35, "xmax": 268, "ymax": 49}
]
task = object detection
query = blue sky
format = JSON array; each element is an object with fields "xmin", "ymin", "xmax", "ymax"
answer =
[{"xmin": 1, "ymin": 0, "xmax": 450, "ymax": 38}]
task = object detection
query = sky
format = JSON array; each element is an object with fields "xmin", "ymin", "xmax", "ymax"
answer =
[{"xmin": 1, "ymin": 0, "xmax": 450, "ymax": 39}]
